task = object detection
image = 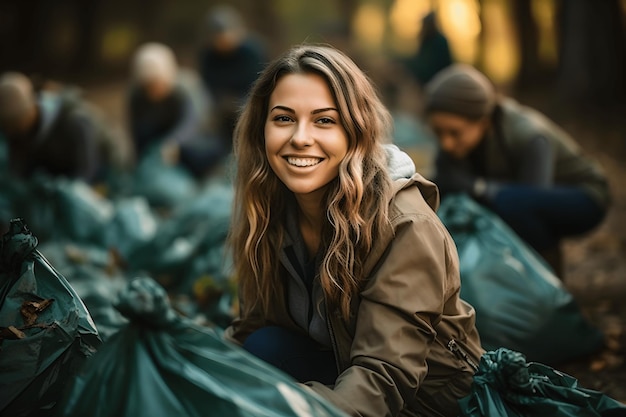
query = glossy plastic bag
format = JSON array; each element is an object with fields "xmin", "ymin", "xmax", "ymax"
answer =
[
  {"xmin": 438, "ymin": 194, "xmax": 604, "ymax": 364},
  {"xmin": 131, "ymin": 144, "xmax": 198, "ymax": 209},
  {"xmin": 37, "ymin": 242, "xmax": 129, "ymax": 342},
  {"xmin": 459, "ymin": 348, "xmax": 626, "ymax": 416},
  {"xmin": 57, "ymin": 277, "xmax": 347, "ymax": 417},
  {"xmin": 0, "ymin": 219, "xmax": 101, "ymax": 417},
  {"xmin": 128, "ymin": 180, "xmax": 235, "ymax": 325}
]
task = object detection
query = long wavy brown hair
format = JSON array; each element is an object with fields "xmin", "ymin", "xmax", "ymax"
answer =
[{"xmin": 229, "ymin": 44, "xmax": 393, "ymax": 320}]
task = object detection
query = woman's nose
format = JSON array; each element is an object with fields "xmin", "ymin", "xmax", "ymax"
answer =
[
  {"xmin": 290, "ymin": 123, "xmax": 313, "ymax": 147},
  {"xmin": 439, "ymin": 135, "xmax": 456, "ymax": 153}
]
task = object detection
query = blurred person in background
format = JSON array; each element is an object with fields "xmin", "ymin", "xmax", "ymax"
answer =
[
  {"xmin": 197, "ymin": 4, "xmax": 268, "ymax": 150},
  {"xmin": 0, "ymin": 71, "xmax": 110, "ymax": 183},
  {"xmin": 404, "ymin": 11, "xmax": 453, "ymax": 89},
  {"xmin": 423, "ymin": 63, "xmax": 611, "ymax": 276},
  {"xmin": 127, "ymin": 42, "xmax": 224, "ymax": 178}
]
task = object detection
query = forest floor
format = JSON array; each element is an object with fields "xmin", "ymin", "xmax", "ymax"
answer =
[{"xmin": 83, "ymin": 80, "xmax": 626, "ymax": 403}]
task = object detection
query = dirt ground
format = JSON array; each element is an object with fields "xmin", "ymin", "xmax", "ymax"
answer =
[{"xmin": 83, "ymin": 80, "xmax": 626, "ymax": 403}]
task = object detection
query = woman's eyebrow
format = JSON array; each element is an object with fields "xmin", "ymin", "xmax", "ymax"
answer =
[
  {"xmin": 269, "ymin": 105, "xmax": 338, "ymax": 114},
  {"xmin": 270, "ymin": 105, "xmax": 295, "ymax": 113},
  {"xmin": 311, "ymin": 107, "xmax": 338, "ymax": 114}
]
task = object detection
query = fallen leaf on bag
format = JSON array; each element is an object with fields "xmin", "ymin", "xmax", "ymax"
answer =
[
  {"xmin": 20, "ymin": 299, "xmax": 55, "ymax": 326},
  {"xmin": 0, "ymin": 325, "xmax": 26, "ymax": 340}
]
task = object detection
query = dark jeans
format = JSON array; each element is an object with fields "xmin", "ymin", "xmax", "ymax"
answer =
[
  {"xmin": 488, "ymin": 185, "xmax": 607, "ymax": 252},
  {"xmin": 243, "ymin": 326, "xmax": 338, "ymax": 385}
]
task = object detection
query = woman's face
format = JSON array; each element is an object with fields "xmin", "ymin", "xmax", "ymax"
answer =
[
  {"xmin": 427, "ymin": 112, "xmax": 490, "ymax": 159},
  {"xmin": 265, "ymin": 72, "xmax": 348, "ymax": 199}
]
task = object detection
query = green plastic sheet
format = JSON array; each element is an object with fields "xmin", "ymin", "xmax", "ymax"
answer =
[
  {"xmin": 127, "ymin": 179, "xmax": 235, "ymax": 326},
  {"xmin": 131, "ymin": 144, "xmax": 198, "ymax": 209},
  {"xmin": 459, "ymin": 348, "xmax": 626, "ymax": 416},
  {"xmin": 438, "ymin": 194, "xmax": 604, "ymax": 364},
  {"xmin": 57, "ymin": 277, "xmax": 348, "ymax": 417},
  {"xmin": 0, "ymin": 219, "xmax": 101, "ymax": 417},
  {"xmin": 37, "ymin": 242, "xmax": 129, "ymax": 342}
]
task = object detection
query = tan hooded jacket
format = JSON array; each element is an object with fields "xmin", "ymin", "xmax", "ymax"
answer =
[{"xmin": 225, "ymin": 173, "xmax": 484, "ymax": 417}]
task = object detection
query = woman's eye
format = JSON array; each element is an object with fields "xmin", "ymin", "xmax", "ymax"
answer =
[
  {"xmin": 273, "ymin": 115, "xmax": 293, "ymax": 123},
  {"xmin": 316, "ymin": 117, "xmax": 335, "ymax": 125}
]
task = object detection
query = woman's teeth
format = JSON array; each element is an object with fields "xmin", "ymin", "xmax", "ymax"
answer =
[{"xmin": 287, "ymin": 157, "xmax": 322, "ymax": 167}]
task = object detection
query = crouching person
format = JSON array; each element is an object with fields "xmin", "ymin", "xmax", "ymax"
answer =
[{"xmin": 224, "ymin": 44, "xmax": 484, "ymax": 417}]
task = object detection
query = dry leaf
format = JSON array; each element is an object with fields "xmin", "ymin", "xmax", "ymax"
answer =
[
  {"xmin": 0, "ymin": 325, "xmax": 26, "ymax": 340},
  {"xmin": 20, "ymin": 298, "xmax": 55, "ymax": 326}
]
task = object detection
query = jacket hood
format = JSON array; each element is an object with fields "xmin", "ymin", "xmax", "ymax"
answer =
[
  {"xmin": 383, "ymin": 144, "xmax": 439, "ymax": 211},
  {"xmin": 393, "ymin": 172, "xmax": 440, "ymax": 212},
  {"xmin": 384, "ymin": 144, "xmax": 416, "ymax": 180}
]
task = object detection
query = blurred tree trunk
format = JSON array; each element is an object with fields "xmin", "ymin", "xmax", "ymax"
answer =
[
  {"xmin": 244, "ymin": 1, "xmax": 285, "ymax": 56},
  {"xmin": 0, "ymin": 0, "xmax": 50, "ymax": 76},
  {"xmin": 71, "ymin": 0, "xmax": 100, "ymax": 76},
  {"xmin": 511, "ymin": 0, "xmax": 542, "ymax": 88},
  {"xmin": 555, "ymin": 0, "xmax": 626, "ymax": 107},
  {"xmin": 475, "ymin": 0, "xmax": 487, "ymax": 73}
]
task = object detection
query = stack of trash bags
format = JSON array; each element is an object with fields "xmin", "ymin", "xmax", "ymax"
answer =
[
  {"xmin": 2, "ymin": 211, "xmax": 625, "ymax": 416},
  {"xmin": 437, "ymin": 194, "xmax": 605, "ymax": 365},
  {"xmin": 0, "ymin": 219, "xmax": 349, "ymax": 417},
  {"xmin": 0, "ymin": 171, "xmax": 236, "ymax": 331}
]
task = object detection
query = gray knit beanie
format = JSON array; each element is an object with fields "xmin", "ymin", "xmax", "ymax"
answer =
[{"xmin": 423, "ymin": 64, "xmax": 496, "ymax": 119}]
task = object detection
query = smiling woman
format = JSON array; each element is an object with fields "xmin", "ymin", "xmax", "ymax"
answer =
[
  {"xmin": 264, "ymin": 72, "xmax": 348, "ymax": 199},
  {"xmin": 225, "ymin": 44, "xmax": 484, "ymax": 417}
]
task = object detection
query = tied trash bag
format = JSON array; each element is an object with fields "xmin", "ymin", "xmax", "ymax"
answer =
[
  {"xmin": 458, "ymin": 347, "xmax": 626, "ymax": 417},
  {"xmin": 0, "ymin": 219, "xmax": 101, "ymax": 417},
  {"xmin": 437, "ymin": 194, "xmax": 604, "ymax": 364},
  {"xmin": 57, "ymin": 277, "xmax": 348, "ymax": 417}
]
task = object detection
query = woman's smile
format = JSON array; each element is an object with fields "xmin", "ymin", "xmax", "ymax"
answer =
[
  {"xmin": 265, "ymin": 72, "xmax": 348, "ymax": 197},
  {"xmin": 285, "ymin": 156, "xmax": 324, "ymax": 167}
]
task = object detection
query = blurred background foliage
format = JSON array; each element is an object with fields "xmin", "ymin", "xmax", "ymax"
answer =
[{"xmin": 0, "ymin": 0, "xmax": 625, "ymax": 108}]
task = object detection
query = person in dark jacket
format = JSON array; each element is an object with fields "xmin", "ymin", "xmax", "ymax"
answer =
[
  {"xmin": 404, "ymin": 11, "xmax": 453, "ymax": 88},
  {"xmin": 197, "ymin": 4, "xmax": 268, "ymax": 148},
  {"xmin": 423, "ymin": 63, "xmax": 611, "ymax": 275},
  {"xmin": 128, "ymin": 42, "xmax": 223, "ymax": 177},
  {"xmin": 0, "ymin": 72, "xmax": 104, "ymax": 183}
]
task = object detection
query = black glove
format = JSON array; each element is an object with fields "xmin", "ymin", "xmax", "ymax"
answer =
[{"xmin": 434, "ymin": 164, "xmax": 477, "ymax": 196}]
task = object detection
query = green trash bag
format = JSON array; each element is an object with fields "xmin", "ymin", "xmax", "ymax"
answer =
[
  {"xmin": 55, "ymin": 179, "xmax": 114, "ymax": 245},
  {"xmin": 56, "ymin": 277, "xmax": 348, "ymax": 417},
  {"xmin": 6, "ymin": 175, "xmax": 114, "ymax": 246},
  {"xmin": 458, "ymin": 347, "xmax": 626, "ymax": 416},
  {"xmin": 437, "ymin": 194, "xmax": 604, "ymax": 365},
  {"xmin": 131, "ymin": 144, "xmax": 198, "ymax": 209},
  {"xmin": 128, "ymin": 180, "xmax": 234, "ymax": 325},
  {"xmin": 37, "ymin": 242, "xmax": 129, "ymax": 342},
  {"xmin": 0, "ymin": 219, "xmax": 101, "ymax": 417},
  {"xmin": 103, "ymin": 196, "xmax": 159, "ymax": 261}
]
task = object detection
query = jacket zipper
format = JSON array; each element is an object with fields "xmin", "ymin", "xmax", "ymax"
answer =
[
  {"xmin": 325, "ymin": 304, "xmax": 343, "ymax": 375},
  {"xmin": 447, "ymin": 339, "xmax": 479, "ymax": 373}
]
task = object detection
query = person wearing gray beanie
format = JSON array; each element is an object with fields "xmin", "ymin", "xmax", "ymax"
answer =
[
  {"xmin": 423, "ymin": 64, "xmax": 610, "ymax": 278},
  {"xmin": 423, "ymin": 63, "xmax": 496, "ymax": 120}
]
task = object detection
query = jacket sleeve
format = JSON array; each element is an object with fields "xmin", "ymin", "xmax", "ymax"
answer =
[
  {"xmin": 516, "ymin": 134, "xmax": 554, "ymax": 185},
  {"xmin": 306, "ymin": 211, "xmax": 459, "ymax": 417}
]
